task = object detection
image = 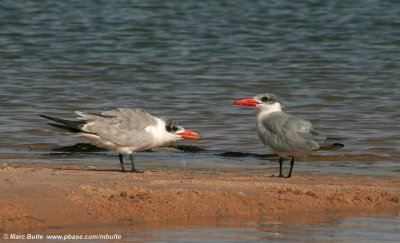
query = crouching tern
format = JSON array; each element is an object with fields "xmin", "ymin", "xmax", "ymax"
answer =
[
  {"xmin": 40, "ymin": 108, "xmax": 200, "ymax": 172},
  {"xmin": 233, "ymin": 93, "xmax": 343, "ymax": 178}
]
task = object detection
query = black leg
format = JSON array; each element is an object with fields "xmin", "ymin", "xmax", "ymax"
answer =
[
  {"xmin": 278, "ymin": 157, "xmax": 284, "ymax": 177},
  {"xmin": 271, "ymin": 157, "xmax": 285, "ymax": 178},
  {"xmin": 286, "ymin": 157, "xmax": 295, "ymax": 178},
  {"xmin": 119, "ymin": 154, "xmax": 126, "ymax": 172},
  {"xmin": 129, "ymin": 154, "xmax": 143, "ymax": 173}
]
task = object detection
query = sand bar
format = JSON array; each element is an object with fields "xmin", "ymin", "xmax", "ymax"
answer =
[{"xmin": 0, "ymin": 163, "xmax": 399, "ymax": 233}]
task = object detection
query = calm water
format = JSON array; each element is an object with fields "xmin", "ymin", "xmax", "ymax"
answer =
[
  {"xmin": 1, "ymin": 1, "xmax": 399, "ymax": 241},
  {"xmin": 127, "ymin": 213, "xmax": 400, "ymax": 243},
  {"xmin": 1, "ymin": 0, "xmax": 399, "ymax": 175},
  {"xmin": 16, "ymin": 212, "xmax": 400, "ymax": 243}
]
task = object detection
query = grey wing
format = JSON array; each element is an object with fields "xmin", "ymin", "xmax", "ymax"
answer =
[
  {"xmin": 260, "ymin": 112, "xmax": 326, "ymax": 152},
  {"xmin": 100, "ymin": 108, "xmax": 158, "ymax": 130},
  {"xmin": 290, "ymin": 116, "xmax": 327, "ymax": 142},
  {"xmin": 76, "ymin": 108, "xmax": 159, "ymax": 146}
]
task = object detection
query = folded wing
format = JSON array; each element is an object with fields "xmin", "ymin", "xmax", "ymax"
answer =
[
  {"xmin": 259, "ymin": 112, "xmax": 326, "ymax": 153},
  {"xmin": 77, "ymin": 108, "xmax": 160, "ymax": 147}
]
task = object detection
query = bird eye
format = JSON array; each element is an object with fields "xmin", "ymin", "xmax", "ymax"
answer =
[
  {"xmin": 261, "ymin": 96, "xmax": 270, "ymax": 102},
  {"xmin": 166, "ymin": 125, "xmax": 178, "ymax": 133}
]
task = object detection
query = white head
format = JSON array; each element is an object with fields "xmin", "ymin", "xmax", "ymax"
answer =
[{"xmin": 233, "ymin": 92, "xmax": 283, "ymax": 112}]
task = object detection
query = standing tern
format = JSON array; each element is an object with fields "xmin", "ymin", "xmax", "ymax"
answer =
[
  {"xmin": 233, "ymin": 93, "xmax": 343, "ymax": 178},
  {"xmin": 40, "ymin": 108, "xmax": 200, "ymax": 172}
]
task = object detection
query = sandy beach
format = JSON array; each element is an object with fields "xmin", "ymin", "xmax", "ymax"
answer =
[{"xmin": 0, "ymin": 162, "xmax": 399, "ymax": 234}]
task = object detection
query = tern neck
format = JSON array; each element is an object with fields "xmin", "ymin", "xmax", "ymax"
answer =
[{"xmin": 256, "ymin": 102, "xmax": 282, "ymax": 115}]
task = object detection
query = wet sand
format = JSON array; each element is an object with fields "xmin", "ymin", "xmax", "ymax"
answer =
[{"xmin": 0, "ymin": 163, "xmax": 399, "ymax": 233}]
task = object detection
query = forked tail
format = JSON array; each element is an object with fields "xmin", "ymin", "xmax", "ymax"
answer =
[{"xmin": 39, "ymin": 115, "xmax": 87, "ymax": 133}]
